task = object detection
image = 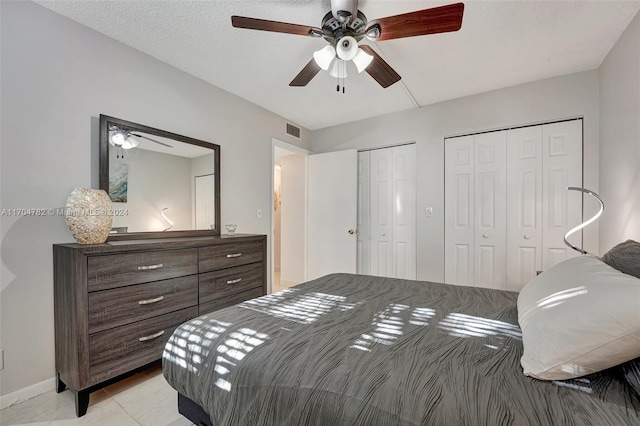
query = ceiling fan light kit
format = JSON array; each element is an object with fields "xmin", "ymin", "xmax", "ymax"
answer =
[
  {"xmin": 336, "ymin": 36, "xmax": 358, "ymax": 61},
  {"xmin": 353, "ymin": 48, "xmax": 374, "ymax": 73},
  {"xmin": 231, "ymin": 1, "xmax": 464, "ymax": 89},
  {"xmin": 329, "ymin": 60, "xmax": 347, "ymax": 79},
  {"xmin": 110, "ymin": 129, "xmax": 139, "ymax": 150},
  {"xmin": 313, "ymin": 45, "xmax": 336, "ymax": 70}
]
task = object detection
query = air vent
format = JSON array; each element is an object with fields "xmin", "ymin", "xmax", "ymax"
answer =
[{"xmin": 285, "ymin": 122, "xmax": 301, "ymax": 140}]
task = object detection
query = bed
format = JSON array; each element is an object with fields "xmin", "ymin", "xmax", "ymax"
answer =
[{"xmin": 163, "ymin": 265, "xmax": 640, "ymax": 425}]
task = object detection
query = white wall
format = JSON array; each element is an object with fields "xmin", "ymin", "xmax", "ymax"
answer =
[
  {"xmin": 599, "ymin": 11, "xmax": 640, "ymax": 252},
  {"xmin": 0, "ymin": 1, "xmax": 310, "ymax": 398},
  {"xmin": 312, "ymin": 70, "xmax": 600, "ymax": 282}
]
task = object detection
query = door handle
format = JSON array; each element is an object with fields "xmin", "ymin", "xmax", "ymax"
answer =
[
  {"xmin": 482, "ymin": 234, "xmax": 489, "ymax": 239},
  {"xmin": 348, "ymin": 229, "xmax": 356, "ymax": 235},
  {"xmin": 524, "ymin": 235, "xmax": 531, "ymax": 240}
]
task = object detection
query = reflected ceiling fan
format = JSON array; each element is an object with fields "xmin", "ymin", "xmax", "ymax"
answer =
[
  {"xmin": 108, "ymin": 125, "xmax": 174, "ymax": 150},
  {"xmin": 231, "ymin": 0, "xmax": 464, "ymax": 89}
]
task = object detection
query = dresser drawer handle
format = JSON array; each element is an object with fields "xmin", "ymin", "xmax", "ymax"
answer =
[
  {"xmin": 138, "ymin": 263, "xmax": 164, "ymax": 271},
  {"xmin": 226, "ymin": 253, "xmax": 242, "ymax": 258},
  {"xmin": 138, "ymin": 330, "xmax": 165, "ymax": 342},
  {"xmin": 227, "ymin": 278, "xmax": 242, "ymax": 284},
  {"xmin": 138, "ymin": 295, "xmax": 164, "ymax": 305}
]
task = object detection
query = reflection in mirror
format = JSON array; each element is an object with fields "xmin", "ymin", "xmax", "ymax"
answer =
[{"xmin": 99, "ymin": 115, "xmax": 220, "ymax": 237}]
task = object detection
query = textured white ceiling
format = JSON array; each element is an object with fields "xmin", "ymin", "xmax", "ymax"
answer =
[{"xmin": 35, "ymin": 0, "xmax": 640, "ymax": 130}]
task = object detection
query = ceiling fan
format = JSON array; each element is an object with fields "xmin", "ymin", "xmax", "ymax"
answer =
[
  {"xmin": 108, "ymin": 125, "xmax": 174, "ymax": 150},
  {"xmin": 231, "ymin": 0, "xmax": 464, "ymax": 89}
]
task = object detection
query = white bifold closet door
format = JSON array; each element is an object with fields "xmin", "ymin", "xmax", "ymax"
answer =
[
  {"xmin": 444, "ymin": 132, "xmax": 507, "ymax": 289},
  {"xmin": 505, "ymin": 120, "xmax": 583, "ymax": 289},
  {"xmin": 446, "ymin": 120, "xmax": 582, "ymax": 291},
  {"xmin": 358, "ymin": 144, "xmax": 416, "ymax": 279}
]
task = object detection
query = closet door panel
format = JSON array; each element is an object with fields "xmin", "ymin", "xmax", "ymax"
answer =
[
  {"xmin": 473, "ymin": 131, "xmax": 507, "ymax": 289},
  {"xmin": 445, "ymin": 136, "xmax": 475, "ymax": 285},
  {"xmin": 392, "ymin": 145, "xmax": 416, "ymax": 280},
  {"xmin": 506, "ymin": 126, "xmax": 543, "ymax": 291},
  {"xmin": 370, "ymin": 149, "xmax": 393, "ymax": 277},
  {"xmin": 357, "ymin": 151, "xmax": 371, "ymax": 275},
  {"xmin": 542, "ymin": 120, "xmax": 582, "ymax": 270}
]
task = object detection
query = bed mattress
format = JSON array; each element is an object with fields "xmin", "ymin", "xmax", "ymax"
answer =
[{"xmin": 163, "ymin": 273, "xmax": 640, "ymax": 425}]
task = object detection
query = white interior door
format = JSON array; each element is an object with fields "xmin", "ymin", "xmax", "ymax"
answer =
[
  {"xmin": 357, "ymin": 151, "xmax": 371, "ymax": 275},
  {"xmin": 473, "ymin": 131, "xmax": 507, "ymax": 289},
  {"xmin": 391, "ymin": 145, "xmax": 416, "ymax": 279},
  {"xmin": 307, "ymin": 149, "xmax": 358, "ymax": 280},
  {"xmin": 506, "ymin": 126, "xmax": 543, "ymax": 291},
  {"xmin": 542, "ymin": 120, "xmax": 583, "ymax": 270},
  {"xmin": 445, "ymin": 135, "xmax": 475, "ymax": 285},
  {"xmin": 370, "ymin": 148, "xmax": 394, "ymax": 277},
  {"xmin": 195, "ymin": 174, "xmax": 215, "ymax": 230}
]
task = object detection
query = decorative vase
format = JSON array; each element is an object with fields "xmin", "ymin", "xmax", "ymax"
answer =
[{"xmin": 65, "ymin": 188, "xmax": 113, "ymax": 244}]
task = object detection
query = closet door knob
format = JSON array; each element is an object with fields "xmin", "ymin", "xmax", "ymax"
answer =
[
  {"xmin": 482, "ymin": 234, "xmax": 489, "ymax": 239},
  {"xmin": 524, "ymin": 235, "xmax": 531, "ymax": 240}
]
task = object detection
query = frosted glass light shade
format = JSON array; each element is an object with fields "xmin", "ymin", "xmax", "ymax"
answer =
[
  {"xmin": 329, "ymin": 60, "xmax": 348, "ymax": 78},
  {"xmin": 353, "ymin": 48, "xmax": 373, "ymax": 73},
  {"xmin": 313, "ymin": 45, "xmax": 336, "ymax": 70},
  {"xmin": 121, "ymin": 137, "xmax": 139, "ymax": 150},
  {"xmin": 111, "ymin": 132, "xmax": 126, "ymax": 146},
  {"xmin": 336, "ymin": 36, "xmax": 358, "ymax": 61}
]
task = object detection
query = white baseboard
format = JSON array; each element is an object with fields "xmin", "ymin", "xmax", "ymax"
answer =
[{"xmin": 0, "ymin": 376, "xmax": 55, "ymax": 410}]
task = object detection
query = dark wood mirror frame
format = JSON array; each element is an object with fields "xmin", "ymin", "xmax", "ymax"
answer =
[{"xmin": 99, "ymin": 114, "xmax": 221, "ymax": 240}]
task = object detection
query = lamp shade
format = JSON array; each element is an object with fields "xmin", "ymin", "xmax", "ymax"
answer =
[
  {"xmin": 111, "ymin": 131, "xmax": 126, "ymax": 146},
  {"xmin": 336, "ymin": 36, "xmax": 358, "ymax": 61},
  {"xmin": 329, "ymin": 59, "xmax": 348, "ymax": 78},
  {"xmin": 353, "ymin": 48, "xmax": 373, "ymax": 73},
  {"xmin": 313, "ymin": 45, "xmax": 336, "ymax": 70},
  {"xmin": 121, "ymin": 137, "xmax": 140, "ymax": 150}
]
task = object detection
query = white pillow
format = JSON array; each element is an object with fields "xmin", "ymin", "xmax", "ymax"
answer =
[{"xmin": 517, "ymin": 255, "xmax": 640, "ymax": 380}]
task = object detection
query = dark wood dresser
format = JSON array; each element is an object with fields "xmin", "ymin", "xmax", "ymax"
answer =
[{"xmin": 53, "ymin": 234, "xmax": 266, "ymax": 416}]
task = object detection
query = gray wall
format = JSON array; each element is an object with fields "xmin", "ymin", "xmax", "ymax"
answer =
[
  {"xmin": 312, "ymin": 70, "xmax": 600, "ymax": 282},
  {"xmin": 0, "ymin": 1, "xmax": 310, "ymax": 397},
  {"xmin": 110, "ymin": 148, "xmax": 193, "ymax": 232},
  {"xmin": 599, "ymin": 11, "xmax": 640, "ymax": 252}
]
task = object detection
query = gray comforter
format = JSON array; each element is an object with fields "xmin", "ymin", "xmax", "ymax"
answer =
[{"xmin": 163, "ymin": 273, "xmax": 640, "ymax": 425}]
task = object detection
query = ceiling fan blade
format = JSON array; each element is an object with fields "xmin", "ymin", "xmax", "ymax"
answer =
[
  {"xmin": 366, "ymin": 2, "xmax": 464, "ymax": 41},
  {"xmin": 359, "ymin": 45, "xmax": 401, "ymax": 88},
  {"xmin": 232, "ymin": 16, "xmax": 323, "ymax": 37},
  {"xmin": 132, "ymin": 133, "xmax": 173, "ymax": 148},
  {"xmin": 289, "ymin": 59, "xmax": 322, "ymax": 87}
]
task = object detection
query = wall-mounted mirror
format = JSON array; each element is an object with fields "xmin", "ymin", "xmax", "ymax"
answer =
[{"xmin": 99, "ymin": 115, "xmax": 220, "ymax": 239}]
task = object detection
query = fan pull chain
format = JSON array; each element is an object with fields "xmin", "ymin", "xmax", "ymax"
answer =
[{"xmin": 342, "ymin": 60, "xmax": 345, "ymax": 94}]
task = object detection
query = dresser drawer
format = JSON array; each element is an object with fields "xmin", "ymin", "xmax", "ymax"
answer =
[
  {"xmin": 199, "ymin": 287, "xmax": 264, "ymax": 315},
  {"xmin": 87, "ymin": 249, "xmax": 198, "ymax": 291},
  {"xmin": 88, "ymin": 275, "xmax": 198, "ymax": 334},
  {"xmin": 199, "ymin": 263, "xmax": 263, "ymax": 304},
  {"xmin": 199, "ymin": 241, "xmax": 263, "ymax": 273},
  {"xmin": 88, "ymin": 307, "xmax": 197, "ymax": 385}
]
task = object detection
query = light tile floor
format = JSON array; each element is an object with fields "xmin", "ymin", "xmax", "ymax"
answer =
[{"xmin": 0, "ymin": 365, "xmax": 194, "ymax": 426}]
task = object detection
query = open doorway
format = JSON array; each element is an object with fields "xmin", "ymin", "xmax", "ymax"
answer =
[{"xmin": 271, "ymin": 139, "xmax": 310, "ymax": 293}]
